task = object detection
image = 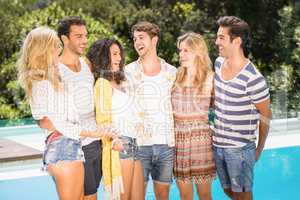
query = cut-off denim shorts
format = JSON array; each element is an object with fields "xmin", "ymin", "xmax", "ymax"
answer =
[
  {"xmin": 213, "ymin": 142, "xmax": 256, "ymax": 192},
  {"xmin": 42, "ymin": 134, "xmax": 85, "ymax": 171},
  {"xmin": 119, "ymin": 136, "xmax": 139, "ymax": 160}
]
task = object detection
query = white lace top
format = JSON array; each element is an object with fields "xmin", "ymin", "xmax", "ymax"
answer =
[{"xmin": 30, "ymin": 80, "xmax": 82, "ymax": 140}]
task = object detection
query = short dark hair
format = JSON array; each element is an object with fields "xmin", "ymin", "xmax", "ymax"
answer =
[
  {"xmin": 217, "ymin": 16, "xmax": 251, "ymax": 56},
  {"xmin": 86, "ymin": 38, "xmax": 125, "ymax": 84},
  {"xmin": 131, "ymin": 21, "xmax": 160, "ymax": 38},
  {"xmin": 57, "ymin": 16, "xmax": 86, "ymax": 43}
]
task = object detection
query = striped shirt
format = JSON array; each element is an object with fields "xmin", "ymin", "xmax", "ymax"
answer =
[
  {"xmin": 58, "ymin": 57, "xmax": 98, "ymax": 146},
  {"xmin": 213, "ymin": 57, "xmax": 270, "ymax": 148}
]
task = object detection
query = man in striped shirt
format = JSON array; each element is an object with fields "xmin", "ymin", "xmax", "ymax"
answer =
[{"xmin": 213, "ymin": 16, "xmax": 272, "ymax": 200}]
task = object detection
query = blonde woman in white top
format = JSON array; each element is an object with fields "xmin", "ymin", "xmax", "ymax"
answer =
[{"xmin": 17, "ymin": 27, "xmax": 109, "ymax": 200}]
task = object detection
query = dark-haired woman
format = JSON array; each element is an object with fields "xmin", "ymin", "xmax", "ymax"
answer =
[{"xmin": 87, "ymin": 38, "xmax": 145, "ymax": 200}]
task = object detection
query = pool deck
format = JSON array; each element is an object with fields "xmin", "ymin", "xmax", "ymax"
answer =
[
  {"xmin": 0, "ymin": 125, "xmax": 43, "ymax": 164},
  {"xmin": 0, "ymin": 138, "xmax": 42, "ymax": 162}
]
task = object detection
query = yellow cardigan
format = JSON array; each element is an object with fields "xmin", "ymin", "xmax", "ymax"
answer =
[{"xmin": 94, "ymin": 78, "xmax": 123, "ymax": 199}]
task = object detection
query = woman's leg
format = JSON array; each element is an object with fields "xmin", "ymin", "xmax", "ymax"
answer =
[
  {"xmin": 176, "ymin": 180, "xmax": 194, "ymax": 200},
  {"xmin": 131, "ymin": 160, "xmax": 145, "ymax": 200},
  {"xmin": 195, "ymin": 180, "xmax": 213, "ymax": 200},
  {"xmin": 48, "ymin": 161, "xmax": 84, "ymax": 200},
  {"xmin": 120, "ymin": 159, "xmax": 134, "ymax": 200}
]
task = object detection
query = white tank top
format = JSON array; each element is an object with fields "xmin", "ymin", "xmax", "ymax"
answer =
[
  {"xmin": 58, "ymin": 57, "xmax": 99, "ymax": 146},
  {"xmin": 112, "ymin": 87, "xmax": 141, "ymax": 138}
]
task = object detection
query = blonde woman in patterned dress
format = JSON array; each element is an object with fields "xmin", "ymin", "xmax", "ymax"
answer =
[{"xmin": 171, "ymin": 32, "xmax": 216, "ymax": 200}]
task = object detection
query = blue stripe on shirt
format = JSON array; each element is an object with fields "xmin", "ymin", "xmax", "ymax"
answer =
[{"xmin": 213, "ymin": 57, "xmax": 269, "ymax": 148}]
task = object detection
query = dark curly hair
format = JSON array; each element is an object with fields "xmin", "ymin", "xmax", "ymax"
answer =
[{"xmin": 87, "ymin": 38, "xmax": 125, "ymax": 84}]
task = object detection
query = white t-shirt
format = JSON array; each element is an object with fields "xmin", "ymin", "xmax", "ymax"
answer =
[
  {"xmin": 58, "ymin": 58, "xmax": 98, "ymax": 146},
  {"xmin": 139, "ymin": 72, "xmax": 170, "ymax": 144}
]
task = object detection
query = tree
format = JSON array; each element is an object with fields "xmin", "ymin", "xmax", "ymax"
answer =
[
  {"xmin": 0, "ymin": 2, "xmax": 116, "ymax": 120},
  {"xmin": 0, "ymin": 0, "xmax": 43, "ymax": 63},
  {"xmin": 0, "ymin": 0, "xmax": 298, "ymax": 120}
]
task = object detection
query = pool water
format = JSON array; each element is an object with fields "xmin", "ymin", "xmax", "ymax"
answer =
[{"xmin": 1, "ymin": 145, "xmax": 299, "ymax": 200}]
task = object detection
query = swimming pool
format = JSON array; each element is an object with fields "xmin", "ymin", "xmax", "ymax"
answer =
[
  {"xmin": 0, "ymin": 119, "xmax": 300, "ymax": 199},
  {"xmin": 0, "ymin": 144, "xmax": 299, "ymax": 199}
]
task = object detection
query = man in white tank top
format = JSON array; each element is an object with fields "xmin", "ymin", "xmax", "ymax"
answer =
[{"xmin": 39, "ymin": 16, "xmax": 102, "ymax": 200}]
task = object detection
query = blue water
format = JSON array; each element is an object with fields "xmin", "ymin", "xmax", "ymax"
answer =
[{"xmin": 1, "ymin": 146, "xmax": 299, "ymax": 200}]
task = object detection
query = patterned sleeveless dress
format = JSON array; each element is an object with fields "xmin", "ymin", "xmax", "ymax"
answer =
[{"xmin": 171, "ymin": 74, "xmax": 216, "ymax": 183}]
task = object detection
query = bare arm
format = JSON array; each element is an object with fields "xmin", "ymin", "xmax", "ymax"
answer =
[
  {"xmin": 254, "ymin": 98, "xmax": 272, "ymax": 161},
  {"xmin": 80, "ymin": 127, "xmax": 115, "ymax": 138},
  {"xmin": 38, "ymin": 117, "xmax": 117, "ymax": 139},
  {"xmin": 37, "ymin": 117, "xmax": 55, "ymax": 132}
]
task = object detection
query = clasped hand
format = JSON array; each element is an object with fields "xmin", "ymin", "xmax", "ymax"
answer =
[{"xmin": 97, "ymin": 125, "xmax": 124, "ymax": 152}]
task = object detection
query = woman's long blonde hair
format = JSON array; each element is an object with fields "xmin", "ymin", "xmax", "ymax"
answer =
[
  {"xmin": 17, "ymin": 26, "xmax": 61, "ymax": 100},
  {"xmin": 175, "ymin": 32, "xmax": 213, "ymax": 94}
]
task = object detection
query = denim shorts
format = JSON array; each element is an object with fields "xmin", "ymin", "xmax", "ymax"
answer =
[
  {"xmin": 119, "ymin": 136, "xmax": 138, "ymax": 160},
  {"xmin": 42, "ymin": 135, "xmax": 85, "ymax": 170},
  {"xmin": 136, "ymin": 144, "xmax": 174, "ymax": 184},
  {"xmin": 213, "ymin": 142, "xmax": 256, "ymax": 192}
]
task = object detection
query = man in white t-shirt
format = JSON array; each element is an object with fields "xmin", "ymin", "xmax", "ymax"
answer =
[{"xmin": 125, "ymin": 21, "xmax": 177, "ymax": 200}]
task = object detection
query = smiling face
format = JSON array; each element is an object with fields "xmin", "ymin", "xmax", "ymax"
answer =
[
  {"xmin": 178, "ymin": 40, "xmax": 196, "ymax": 69},
  {"xmin": 65, "ymin": 25, "xmax": 88, "ymax": 56},
  {"xmin": 109, "ymin": 43, "xmax": 122, "ymax": 72},
  {"xmin": 215, "ymin": 26, "xmax": 235, "ymax": 58},
  {"xmin": 133, "ymin": 31, "xmax": 157, "ymax": 58}
]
